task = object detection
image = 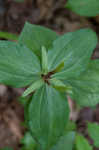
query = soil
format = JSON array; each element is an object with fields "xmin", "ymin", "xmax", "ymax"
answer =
[{"xmin": 0, "ymin": 0, "xmax": 99, "ymax": 149}]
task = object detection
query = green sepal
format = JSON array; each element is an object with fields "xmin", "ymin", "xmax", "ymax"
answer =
[
  {"xmin": 50, "ymin": 78, "xmax": 72, "ymax": 93},
  {"xmin": 22, "ymin": 79, "xmax": 44, "ymax": 97},
  {"xmin": 41, "ymin": 46, "xmax": 48, "ymax": 74},
  {"xmin": 53, "ymin": 62, "xmax": 64, "ymax": 73}
]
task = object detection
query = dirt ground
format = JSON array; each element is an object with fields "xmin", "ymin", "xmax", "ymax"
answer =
[{"xmin": 0, "ymin": 0, "xmax": 99, "ymax": 149}]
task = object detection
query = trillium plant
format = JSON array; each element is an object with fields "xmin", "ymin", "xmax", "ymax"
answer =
[{"xmin": 1, "ymin": 22, "xmax": 99, "ymax": 150}]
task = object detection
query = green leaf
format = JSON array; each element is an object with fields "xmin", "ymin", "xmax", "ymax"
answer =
[
  {"xmin": 18, "ymin": 22, "xmax": 58, "ymax": 58},
  {"xmin": 28, "ymin": 85, "xmax": 69, "ymax": 150},
  {"xmin": 18, "ymin": 96, "xmax": 28, "ymax": 106},
  {"xmin": 41, "ymin": 46, "xmax": 48, "ymax": 74},
  {"xmin": 88, "ymin": 122, "xmax": 99, "ymax": 148},
  {"xmin": 0, "ymin": 41, "xmax": 41, "ymax": 88},
  {"xmin": 49, "ymin": 29, "xmax": 97, "ymax": 79},
  {"xmin": 21, "ymin": 132, "xmax": 37, "ymax": 150},
  {"xmin": 53, "ymin": 62, "xmax": 64, "ymax": 73},
  {"xmin": 76, "ymin": 134, "xmax": 93, "ymax": 150},
  {"xmin": 66, "ymin": 0, "xmax": 99, "ymax": 17},
  {"xmin": 24, "ymin": 96, "xmax": 33, "ymax": 127},
  {"xmin": 50, "ymin": 78, "xmax": 72, "ymax": 93},
  {"xmin": 0, "ymin": 31, "xmax": 18, "ymax": 41},
  {"xmin": 65, "ymin": 60, "xmax": 99, "ymax": 107},
  {"xmin": 51, "ymin": 132, "xmax": 75, "ymax": 150},
  {"xmin": 22, "ymin": 79, "xmax": 44, "ymax": 97},
  {"xmin": 18, "ymin": 96, "xmax": 33, "ymax": 127}
]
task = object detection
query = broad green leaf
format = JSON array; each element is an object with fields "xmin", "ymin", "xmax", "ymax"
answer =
[
  {"xmin": 51, "ymin": 132, "xmax": 75, "ymax": 150},
  {"xmin": 22, "ymin": 79, "xmax": 44, "ymax": 97},
  {"xmin": 66, "ymin": 0, "xmax": 99, "ymax": 17},
  {"xmin": 64, "ymin": 60, "xmax": 99, "ymax": 107},
  {"xmin": 88, "ymin": 122, "xmax": 99, "ymax": 148},
  {"xmin": 0, "ymin": 31, "xmax": 18, "ymax": 41},
  {"xmin": 0, "ymin": 41, "xmax": 41, "ymax": 88},
  {"xmin": 49, "ymin": 29, "xmax": 97, "ymax": 79},
  {"xmin": 28, "ymin": 85, "xmax": 69, "ymax": 150},
  {"xmin": 21, "ymin": 132, "xmax": 37, "ymax": 150},
  {"xmin": 76, "ymin": 134, "xmax": 93, "ymax": 150},
  {"xmin": 18, "ymin": 22, "xmax": 58, "ymax": 58},
  {"xmin": 41, "ymin": 46, "xmax": 48, "ymax": 74}
]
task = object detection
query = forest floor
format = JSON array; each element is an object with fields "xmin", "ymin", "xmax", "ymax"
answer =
[{"xmin": 0, "ymin": 0, "xmax": 99, "ymax": 149}]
